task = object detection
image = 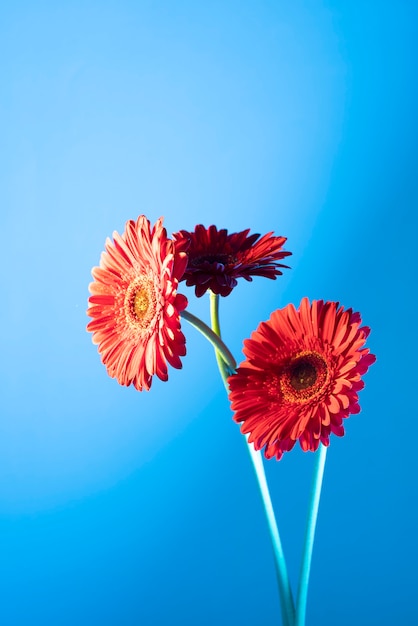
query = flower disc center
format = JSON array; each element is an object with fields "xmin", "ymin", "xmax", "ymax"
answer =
[
  {"xmin": 133, "ymin": 288, "xmax": 150, "ymax": 320},
  {"xmin": 124, "ymin": 277, "xmax": 158, "ymax": 331},
  {"xmin": 290, "ymin": 361, "xmax": 317, "ymax": 391},
  {"xmin": 190, "ymin": 253, "xmax": 236, "ymax": 267},
  {"xmin": 279, "ymin": 351, "xmax": 330, "ymax": 404}
]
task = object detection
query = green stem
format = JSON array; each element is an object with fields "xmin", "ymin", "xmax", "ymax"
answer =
[
  {"xmin": 180, "ymin": 309, "xmax": 236, "ymax": 372},
  {"xmin": 209, "ymin": 292, "xmax": 295, "ymax": 626},
  {"xmin": 209, "ymin": 291, "xmax": 232, "ymax": 378},
  {"xmin": 295, "ymin": 444, "xmax": 328, "ymax": 626}
]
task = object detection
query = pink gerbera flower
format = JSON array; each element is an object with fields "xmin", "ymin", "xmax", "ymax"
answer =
[
  {"xmin": 87, "ymin": 216, "xmax": 188, "ymax": 391},
  {"xmin": 228, "ymin": 298, "xmax": 376, "ymax": 460},
  {"xmin": 173, "ymin": 224, "xmax": 291, "ymax": 297}
]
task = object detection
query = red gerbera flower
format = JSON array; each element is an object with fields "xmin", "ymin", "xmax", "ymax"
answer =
[
  {"xmin": 87, "ymin": 216, "xmax": 188, "ymax": 391},
  {"xmin": 228, "ymin": 298, "xmax": 376, "ymax": 460},
  {"xmin": 173, "ymin": 224, "xmax": 291, "ymax": 297}
]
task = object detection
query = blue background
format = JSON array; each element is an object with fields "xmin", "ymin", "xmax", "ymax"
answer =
[{"xmin": 1, "ymin": 1, "xmax": 416, "ymax": 624}]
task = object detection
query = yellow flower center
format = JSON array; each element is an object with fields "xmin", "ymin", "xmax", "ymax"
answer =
[
  {"xmin": 280, "ymin": 351, "xmax": 329, "ymax": 403},
  {"xmin": 124, "ymin": 277, "xmax": 157, "ymax": 330},
  {"xmin": 133, "ymin": 288, "xmax": 150, "ymax": 320}
]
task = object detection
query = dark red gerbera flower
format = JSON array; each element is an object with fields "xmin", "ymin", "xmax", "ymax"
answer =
[
  {"xmin": 228, "ymin": 298, "xmax": 376, "ymax": 460},
  {"xmin": 172, "ymin": 224, "xmax": 291, "ymax": 297},
  {"xmin": 87, "ymin": 215, "xmax": 188, "ymax": 391}
]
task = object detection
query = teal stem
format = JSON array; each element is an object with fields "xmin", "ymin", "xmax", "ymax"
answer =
[
  {"xmin": 208, "ymin": 292, "xmax": 295, "ymax": 626},
  {"xmin": 295, "ymin": 444, "xmax": 328, "ymax": 626},
  {"xmin": 244, "ymin": 440, "xmax": 295, "ymax": 626}
]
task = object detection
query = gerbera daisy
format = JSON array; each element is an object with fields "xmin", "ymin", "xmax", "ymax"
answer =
[
  {"xmin": 87, "ymin": 215, "xmax": 188, "ymax": 391},
  {"xmin": 173, "ymin": 224, "xmax": 291, "ymax": 297},
  {"xmin": 228, "ymin": 298, "xmax": 376, "ymax": 460}
]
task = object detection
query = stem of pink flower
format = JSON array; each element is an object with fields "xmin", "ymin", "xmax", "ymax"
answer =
[
  {"xmin": 209, "ymin": 292, "xmax": 295, "ymax": 626},
  {"xmin": 295, "ymin": 443, "xmax": 328, "ymax": 626},
  {"xmin": 180, "ymin": 309, "xmax": 237, "ymax": 372}
]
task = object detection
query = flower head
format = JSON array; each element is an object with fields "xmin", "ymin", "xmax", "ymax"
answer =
[
  {"xmin": 173, "ymin": 224, "xmax": 291, "ymax": 297},
  {"xmin": 87, "ymin": 216, "xmax": 188, "ymax": 391},
  {"xmin": 228, "ymin": 298, "xmax": 376, "ymax": 460}
]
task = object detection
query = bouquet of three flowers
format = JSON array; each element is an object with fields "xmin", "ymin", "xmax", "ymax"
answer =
[{"xmin": 87, "ymin": 215, "xmax": 375, "ymax": 626}]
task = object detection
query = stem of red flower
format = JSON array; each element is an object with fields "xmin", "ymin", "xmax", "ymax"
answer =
[
  {"xmin": 295, "ymin": 443, "xmax": 328, "ymax": 626},
  {"xmin": 209, "ymin": 291, "xmax": 233, "ymax": 378},
  {"xmin": 180, "ymin": 309, "xmax": 237, "ymax": 372},
  {"xmin": 209, "ymin": 292, "xmax": 295, "ymax": 626}
]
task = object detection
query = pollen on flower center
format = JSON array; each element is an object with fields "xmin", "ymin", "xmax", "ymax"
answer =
[
  {"xmin": 133, "ymin": 289, "xmax": 150, "ymax": 319},
  {"xmin": 124, "ymin": 277, "xmax": 158, "ymax": 330},
  {"xmin": 290, "ymin": 361, "xmax": 317, "ymax": 391},
  {"xmin": 280, "ymin": 351, "xmax": 329, "ymax": 403}
]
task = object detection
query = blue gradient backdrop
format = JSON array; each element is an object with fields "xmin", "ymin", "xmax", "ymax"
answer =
[{"xmin": 1, "ymin": 1, "xmax": 417, "ymax": 624}]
